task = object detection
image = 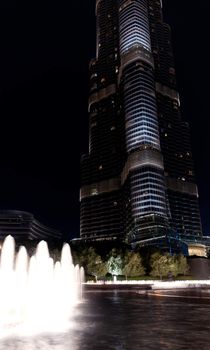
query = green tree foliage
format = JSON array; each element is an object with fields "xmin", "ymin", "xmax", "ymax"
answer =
[
  {"xmin": 150, "ymin": 252, "xmax": 189, "ymax": 279},
  {"xmin": 167, "ymin": 255, "xmax": 179, "ymax": 278},
  {"xmin": 73, "ymin": 247, "xmax": 107, "ymax": 281},
  {"xmin": 177, "ymin": 254, "xmax": 189, "ymax": 276},
  {"xmin": 71, "ymin": 242, "xmax": 190, "ymax": 281},
  {"xmin": 86, "ymin": 248, "xmax": 108, "ymax": 280},
  {"xmin": 150, "ymin": 252, "xmax": 170, "ymax": 279},
  {"xmin": 122, "ymin": 252, "xmax": 145, "ymax": 278},
  {"xmin": 106, "ymin": 256, "xmax": 123, "ymax": 276}
]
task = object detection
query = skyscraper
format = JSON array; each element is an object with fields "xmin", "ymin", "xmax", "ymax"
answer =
[{"xmin": 80, "ymin": 0, "xmax": 202, "ymax": 244}]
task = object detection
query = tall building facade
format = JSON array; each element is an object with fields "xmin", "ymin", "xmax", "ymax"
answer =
[{"xmin": 80, "ymin": 0, "xmax": 202, "ymax": 244}]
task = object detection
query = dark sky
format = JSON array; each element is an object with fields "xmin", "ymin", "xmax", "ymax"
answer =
[{"xmin": 0, "ymin": 0, "xmax": 209, "ymax": 239}]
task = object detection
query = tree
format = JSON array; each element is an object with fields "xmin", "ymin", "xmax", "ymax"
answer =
[
  {"xmin": 106, "ymin": 248, "xmax": 123, "ymax": 276},
  {"xmin": 166, "ymin": 255, "xmax": 179, "ymax": 278},
  {"xmin": 74, "ymin": 247, "xmax": 107, "ymax": 281},
  {"xmin": 122, "ymin": 252, "xmax": 145, "ymax": 278},
  {"xmin": 106, "ymin": 255, "xmax": 123, "ymax": 276},
  {"xmin": 86, "ymin": 248, "xmax": 108, "ymax": 281},
  {"xmin": 150, "ymin": 253, "xmax": 189, "ymax": 280},
  {"xmin": 177, "ymin": 254, "xmax": 189, "ymax": 276},
  {"xmin": 150, "ymin": 252, "xmax": 172, "ymax": 280}
]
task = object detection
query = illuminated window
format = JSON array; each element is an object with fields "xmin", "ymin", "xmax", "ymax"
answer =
[
  {"xmin": 173, "ymin": 102, "xmax": 178, "ymax": 110},
  {"xmin": 169, "ymin": 67, "xmax": 175, "ymax": 75},
  {"xmin": 91, "ymin": 188, "xmax": 98, "ymax": 196},
  {"xmin": 91, "ymin": 122, "xmax": 97, "ymax": 128}
]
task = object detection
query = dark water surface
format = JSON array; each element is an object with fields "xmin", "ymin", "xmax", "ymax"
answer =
[{"xmin": 1, "ymin": 290, "xmax": 210, "ymax": 350}]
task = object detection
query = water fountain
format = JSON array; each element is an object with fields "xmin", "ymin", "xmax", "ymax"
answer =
[{"xmin": 0, "ymin": 235, "xmax": 84, "ymax": 338}]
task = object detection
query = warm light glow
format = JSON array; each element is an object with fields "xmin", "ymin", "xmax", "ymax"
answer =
[
  {"xmin": 86, "ymin": 280, "xmax": 210, "ymax": 288},
  {"xmin": 188, "ymin": 244, "xmax": 207, "ymax": 257},
  {"xmin": 0, "ymin": 236, "xmax": 85, "ymax": 338}
]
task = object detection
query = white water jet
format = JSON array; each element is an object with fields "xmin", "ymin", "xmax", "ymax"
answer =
[{"xmin": 0, "ymin": 235, "xmax": 84, "ymax": 337}]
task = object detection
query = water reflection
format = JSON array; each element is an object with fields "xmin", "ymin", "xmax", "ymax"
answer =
[{"xmin": 1, "ymin": 291, "xmax": 210, "ymax": 350}]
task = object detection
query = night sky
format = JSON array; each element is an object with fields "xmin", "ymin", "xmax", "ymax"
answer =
[{"xmin": 0, "ymin": 0, "xmax": 209, "ymax": 239}]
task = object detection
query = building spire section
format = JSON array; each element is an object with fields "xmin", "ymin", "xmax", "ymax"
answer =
[
  {"xmin": 119, "ymin": 0, "xmax": 151, "ymax": 54},
  {"xmin": 119, "ymin": 0, "xmax": 162, "ymax": 152},
  {"xmin": 79, "ymin": 0, "xmax": 202, "ymax": 243}
]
